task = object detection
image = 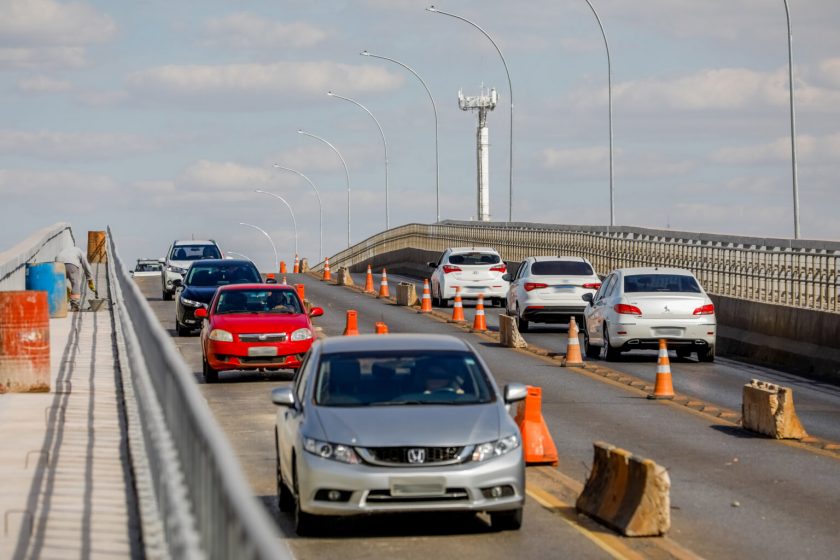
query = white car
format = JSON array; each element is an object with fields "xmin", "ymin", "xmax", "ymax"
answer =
[
  {"xmin": 161, "ymin": 239, "xmax": 222, "ymax": 300},
  {"xmin": 582, "ymin": 267, "xmax": 717, "ymax": 362},
  {"xmin": 428, "ymin": 247, "xmax": 509, "ymax": 307},
  {"xmin": 130, "ymin": 258, "xmax": 164, "ymax": 277},
  {"xmin": 504, "ymin": 256, "xmax": 601, "ymax": 332}
]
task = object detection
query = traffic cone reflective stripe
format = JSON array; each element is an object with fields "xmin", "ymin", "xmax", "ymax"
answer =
[
  {"xmin": 343, "ymin": 310, "xmax": 359, "ymax": 336},
  {"xmin": 364, "ymin": 265, "xmax": 375, "ymax": 293},
  {"xmin": 450, "ymin": 287, "xmax": 465, "ymax": 322},
  {"xmin": 419, "ymin": 279, "xmax": 432, "ymax": 313},
  {"xmin": 514, "ymin": 386, "xmax": 559, "ymax": 466},
  {"xmin": 322, "ymin": 257, "xmax": 331, "ymax": 281},
  {"xmin": 378, "ymin": 268, "xmax": 390, "ymax": 298},
  {"xmin": 375, "ymin": 322, "xmax": 389, "ymax": 335},
  {"xmin": 293, "ymin": 255, "xmax": 300, "ymax": 274},
  {"xmin": 648, "ymin": 339, "xmax": 675, "ymax": 399},
  {"xmin": 471, "ymin": 294, "xmax": 487, "ymax": 332},
  {"xmin": 562, "ymin": 316, "xmax": 585, "ymax": 367}
]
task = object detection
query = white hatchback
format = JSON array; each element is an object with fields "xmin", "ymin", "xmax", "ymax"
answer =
[
  {"xmin": 582, "ymin": 267, "xmax": 717, "ymax": 362},
  {"xmin": 428, "ymin": 247, "xmax": 509, "ymax": 307},
  {"xmin": 504, "ymin": 256, "xmax": 601, "ymax": 331}
]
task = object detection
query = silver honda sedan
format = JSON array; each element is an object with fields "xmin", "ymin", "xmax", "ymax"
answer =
[{"xmin": 271, "ymin": 334, "xmax": 528, "ymax": 535}]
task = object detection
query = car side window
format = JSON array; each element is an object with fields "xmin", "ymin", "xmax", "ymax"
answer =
[
  {"xmin": 294, "ymin": 351, "xmax": 315, "ymax": 406},
  {"xmin": 518, "ymin": 262, "xmax": 529, "ymax": 280},
  {"xmin": 597, "ymin": 274, "xmax": 615, "ymax": 301},
  {"xmin": 605, "ymin": 274, "xmax": 619, "ymax": 298}
]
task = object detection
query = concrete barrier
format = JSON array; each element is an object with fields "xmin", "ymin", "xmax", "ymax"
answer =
[
  {"xmin": 300, "ymin": 258, "xmax": 309, "ymax": 273},
  {"xmin": 499, "ymin": 314, "xmax": 527, "ymax": 348},
  {"xmin": 576, "ymin": 442, "xmax": 671, "ymax": 537},
  {"xmin": 742, "ymin": 379, "xmax": 808, "ymax": 439},
  {"xmin": 396, "ymin": 282, "xmax": 418, "ymax": 306},
  {"xmin": 336, "ymin": 267, "xmax": 354, "ymax": 286}
]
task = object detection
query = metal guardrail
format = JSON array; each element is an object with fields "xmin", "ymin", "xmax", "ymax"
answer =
[
  {"xmin": 106, "ymin": 227, "xmax": 291, "ymax": 560},
  {"xmin": 0, "ymin": 222, "xmax": 74, "ymax": 290},
  {"xmin": 324, "ymin": 220, "xmax": 840, "ymax": 313}
]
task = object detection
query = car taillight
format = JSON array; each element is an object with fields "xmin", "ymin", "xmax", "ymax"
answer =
[
  {"xmin": 693, "ymin": 304, "xmax": 715, "ymax": 315},
  {"xmin": 524, "ymin": 282, "xmax": 548, "ymax": 292},
  {"xmin": 442, "ymin": 265, "xmax": 462, "ymax": 274},
  {"xmin": 582, "ymin": 283, "xmax": 602, "ymax": 290},
  {"xmin": 614, "ymin": 303, "xmax": 642, "ymax": 315},
  {"xmin": 490, "ymin": 264, "xmax": 507, "ymax": 273}
]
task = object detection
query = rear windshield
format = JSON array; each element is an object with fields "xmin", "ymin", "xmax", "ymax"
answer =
[
  {"xmin": 170, "ymin": 244, "xmax": 221, "ymax": 260},
  {"xmin": 185, "ymin": 264, "xmax": 261, "ymax": 286},
  {"xmin": 623, "ymin": 274, "xmax": 701, "ymax": 293},
  {"xmin": 135, "ymin": 262, "xmax": 162, "ymax": 272},
  {"xmin": 448, "ymin": 252, "xmax": 500, "ymax": 266},
  {"xmin": 315, "ymin": 351, "xmax": 494, "ymax": 407},
  {"xmin": 215, "ymin": 289, "xmax": 302, "ymax": 314},
  {"xmin": 531, "ymin": 261, "xmax": 594, "ymax": 276}
]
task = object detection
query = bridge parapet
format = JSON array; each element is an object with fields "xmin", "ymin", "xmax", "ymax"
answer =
[{"xmin": 0, "ymin": 223, "xmax": 74, "ymax": 290}]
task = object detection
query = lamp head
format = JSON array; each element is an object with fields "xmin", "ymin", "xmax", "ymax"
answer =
[
  {"xmin": 427, "ymin": 5, "xmax": 438, "ymax": 12},
  {"xmin": 360, "ymin": 50, "xmax": 370, "ymax": 56},
  {"xmin": 327, "ymin": 91, "xmax": 334, "ymax": 96}
]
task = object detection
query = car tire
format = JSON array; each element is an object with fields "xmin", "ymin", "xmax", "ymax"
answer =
[
  {"xmin": 583, "ymin": 325, "xmax": 599, "ymax": 359},
  {"xmin": 162, "ymin": 290, "xmax": 172, "ymax": 301},
  {"xmin": 601, "ymin": 325, "xmax": 621, "ymax": 361},
  {"xmin": 293, "ymin": 459, "xmax": 319, "ymax": 536},
  {"xmin": 515, "ymin": 305, "xmax": 529, "ymax": 332},
  {"xmin": 432, "ymin": 286, "xmax": 442, "ymax": 308},
  {"xmin": 676, "ymin": 349, "xmax": 691, "ymax": 360},
  {"xmin": 275, "ymin": 430, "xmax": 294, "ymax": 512},
  {"xmin": 698, "ymin": 345, "xmax": 715, "ymax": 363},
  {"xmin": 490, "ymin": 508, "xmax": 523, "ymax": 531},
  {"xmin": 202, "ymin": 357, "xmax": 218, "ymax": 383},
  {"xmin": 176, "ymin": 323, "xmax": 190, "ymax": 337}
]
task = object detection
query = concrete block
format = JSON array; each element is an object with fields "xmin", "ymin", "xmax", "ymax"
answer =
[
  {"xmin": 741, "ymin": 379, "xmax": 808, "ymax": 439},
  {"xmin": 499, "ymin": 314, "xmax": 527, "ymax": 348},
  {"xmin": 396, "ymin": 283, "xmax": 418, "ymax": 306},
  {"xmin": 336, "ymin": 267, "xmax": 354, "ymax": 286}
]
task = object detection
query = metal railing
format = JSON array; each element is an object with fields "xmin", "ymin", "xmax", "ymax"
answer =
[
  {"xmin": 0, "ymin": 222, "xmax": 74, "ymax": 290},
  {"xmin": 323, "ymin": 220, "xmax": 840, "ymax": 313},
  {"xmin": 106, "ymin": 227, "xmax": 291, "ymax": 560}
]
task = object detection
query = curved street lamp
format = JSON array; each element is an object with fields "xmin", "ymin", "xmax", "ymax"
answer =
[
  {"xmin": 327, "ymin": 91, "xmax": 390, "ymax": 230},
  {"xmin": 273, "ymin": 164, "xmax": 323, "ymax": 263},
  {"xmin": 783, "ymin": 0, "xmax": 800, "ymax": 239},
  {"xmin": 361, "ymin": 50, "xmax": 440, "ymax": 222},
  {"xmin": 226, "ymin": 251, "xmax": 253, "ymax": 261},
  {"xmin": 427, "ymin": 4, "xmax": 514, "ymax": 222},
  {"xmin": 582, "ymin": 0, "xmax": 615, "ymax": 228},
  {"xmin": 239, "ymin": 222, "xmax": 277, "ymax": 273},
  {"xmin": 255, "ymin": 190, "xmax": 298, "ymax": 258},
  {"xmin": 298, "ymin": 129, "xmax": 352, "ymax": 247}
]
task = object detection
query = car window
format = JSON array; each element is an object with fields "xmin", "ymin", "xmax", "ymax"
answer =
[
  {"xmin": 314, "ymin": 351, "xmax": 495, "ymax": 407},
  {"xmin": 624, "ymin": 274, "xmax": 701, "ymax": 293},
  {"xmin": 185, "ymin": 264, "xmax": 260, "ymax": 286},
  {"xmin": 598, "ymin": 274, "xmax": 617, "ymax": 300},
  {"xmin": 295, "ymin": 351, "xmax": 315, "ymax": 405},
  {"xmin": 447, "ymin": 252, "xmax": 500, "ymax": 266},
  {"xmin": 215, "ymin": 289, "xmax": 302, "ymax": 314},
  {"xmin": 516, "ymin": 262, "xmax": 529, "ymax": 280},
  {"xmin": 531, "ymin": 261, "xmax": 594, "ymax": 276},
  {"xmin": 170, "ymin": 244, "xmax": 221, "ymax": 261}
]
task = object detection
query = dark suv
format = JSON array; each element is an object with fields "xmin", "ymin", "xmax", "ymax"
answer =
[{"xmin": 175, "ymin": 259, "xmax": 261, "ymax": 335}]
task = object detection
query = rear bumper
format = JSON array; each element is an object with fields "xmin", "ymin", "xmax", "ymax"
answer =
[
  {"xmin": 609, "ymin": 320, "xmax": 716, "ymax": 349},
  {"xmin": 521, "ymin": 305, "xmax": 586, "ymax": 323},
  {"xmin": 442, "ymin": 284, "xmax": 508, "ymax": 300}
]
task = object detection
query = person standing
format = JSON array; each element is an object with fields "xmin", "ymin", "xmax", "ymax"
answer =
[{"xmin": 56, "ymin": 245, "xmax": 95, "ymax": 311}]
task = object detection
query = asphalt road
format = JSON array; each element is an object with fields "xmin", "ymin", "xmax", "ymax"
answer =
[{"xmin": 137, "ymin": 274, "xmax": 840, "ymax": 559}]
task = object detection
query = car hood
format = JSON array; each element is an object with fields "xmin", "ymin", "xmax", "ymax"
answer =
[
  {"xmin": 311, "ymin": 404, "xmax": 501, "ymax": 447},
  {"xmin": 181, "ymin": 286, "xmax": 219, "ymax": 303},
  {"xmin": 211, "ymin": 313, "xmax": 311, "ymax": 333}
]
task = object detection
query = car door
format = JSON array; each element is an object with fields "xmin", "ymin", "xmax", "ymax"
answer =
[
  {"xmin": 507, "ymin": 259, "xmax": 529, "ymax": 314},
  {"xmin": 431, "ymin": 250, "xmax": 449, "ymax": 295},
  {"xmin": 586, "ymin": 272, "xmax": 617, "ymax": 344}
]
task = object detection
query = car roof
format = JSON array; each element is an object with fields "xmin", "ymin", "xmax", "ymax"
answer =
[
  {"xmin": 216, "ymin": 283, "xmax": 295, "ymax": 291},
  {"xmin": 173, "ymin": 239, "xmax": 217, "ymax": 246},
  {"xmin": 615, "ymin": 267, "xmax": 696, "ymax": 276},
  {"xmin": 528, "ymin": 255, "xmax": 589, "ymax": 262},
  {"xmin": 448, "ymin": 247, "xmax": 500, "ymax": 254},
  {"xmin": 188, "ymin": 258, "xmax": 253, "ymax": 267},
  {"xmin": 320, "ymin": 334, "xmax": 471, "ymax": 355}
]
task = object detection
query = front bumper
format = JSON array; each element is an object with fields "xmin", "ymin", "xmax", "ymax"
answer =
[
  {"xmin": 296, "ymin": 446, "xmax": 525, "ymax": 516},
  {"xmin": 206, "ymin": 339, "xmax": 312, "ymax": 371},
  {"xmin": 163, "ymin": 270, "xmax": 184, "ymax": 291}
]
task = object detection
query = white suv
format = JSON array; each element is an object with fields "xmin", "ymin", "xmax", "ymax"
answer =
[
  {"xmin": 428, "ymin": 247, "xmax": 509, "ymax": 307},
  {"xmin": 161, "ymin": 239, "xmax": 222, "ymax": 300},
  {"xmin": 505, "ymin": 256, "xmax": 601, "ymax": 331}
]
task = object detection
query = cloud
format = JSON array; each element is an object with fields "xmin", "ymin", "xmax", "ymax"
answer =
[
  {"xmin": 16, "ymin": 75, "xmax": 72, "ymax": 93},
  {"xmin": 0, "ymin": 46, "xmax": 87, "ymax": 69},
  {"xmin": 0, "ymin": 168, "xmax": 118, "ymax": 203},
  {"xmin": 819, "ymin": 58, "xmax": 840, "ymax": 88},
  {"xmin": 203, "ymin": 12, "xmax": 327, "ymax": 50},
  {"xmin": 0, "ymin": 130, "xmax": 156, "ymax": 161},
  {"xmin": 541, "ymin": 146, "xmax": 610, "ymax": 170},
  {"xmin": 177, "ymin": 160, "xmax": 273, "ymax": 192},
  {"xmin": 710, "ymin": 134, "xmax": 840, "ymax": 165}
]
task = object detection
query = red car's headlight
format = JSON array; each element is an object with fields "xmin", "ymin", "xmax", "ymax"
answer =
[
  {"xmin": 209, "ymin": 329, "xmax": 233, "ymax": 342},
  {"xmin": 291, "ymin": 328, "xmax": 313, "ymax": 341}
]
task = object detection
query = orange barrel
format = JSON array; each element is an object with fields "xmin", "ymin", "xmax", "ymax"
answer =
[
  {"xmin": 25, "ymin": 262, "xmax": 67, "ymax": 318},
  {"xmin": 87, "ymin": 230, "xmax": 107, "ymax": 263},
  {"xmin": 295, "ymin": 283, "xmax": 306, "ymax": 302},
  {"xmin": 0, "ymin": 291, "xmax": 51, "ymax": 393}
]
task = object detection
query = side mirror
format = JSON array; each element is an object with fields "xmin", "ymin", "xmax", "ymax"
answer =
[
  {"xmin": 265, "ymin": 277, "xmax": 277, "ymax": 284},
  {"xmin": 309, "ymin": 306, "xmax": 324, "ymax": 318},
  {"xmin": 502, "ymin": 273, "xmax": 511, "ymax": 282},
  {"xmin": 271, "ymin": 386, "xmax": 296, "ymax": 407},
  {"xmin": 194, "ymin": 308, "xmax": 208, "ymax": 319},
  {"xmin": 503, "ymin": 383, "xmax": 528, "ymax": 404},
  {"xmin": 427, "ymin": 262, "xmax": 437, "ymax": 268},
  {"xmin": 582, "ymin": 293, "xmax": 594, "ymax": 304}
]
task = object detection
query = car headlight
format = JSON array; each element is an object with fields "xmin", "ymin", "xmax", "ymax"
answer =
[
  {"xmin": 167, "ymin": 265, "xmax": 186, "ymax": 274},
  {"xmin": 472, "ymin": 435, "xmax": 520, "ymax": 462},
  {"xmin": 291, "ymin": 328, "xmax": 313, "ymax": 341},
  {"xmin": 304, "ymin": 438, "xmax": 360, "ymax": 464},
  {"xmin": 208, "ymin": 329, "xmax": 233, "ymax": 342},
  {"xmin": 180, "ymin": 296, "xmax": 203, "ymax": 307}
]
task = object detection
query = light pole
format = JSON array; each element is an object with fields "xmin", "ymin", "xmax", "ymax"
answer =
[
  {"xmin": 327, "ymin": 91, "xmax": 390, "ymax": 230},
  {"xmin": 298, "ymin": 129, "xmax": 352, "ymax": 247},
  {"xmin": 255, "ymin": 190, "xmax": 298, "ymax": 258},
  {"xmin": 427, "ymin": 4, "xmax": 514, "ymax": 222},
  {"xmin": 226, "ymin": 251, "xmax": 253, "ymax": 261},
  {"xmin": 783, "ymin": 0, "xmax": 800, "ymax": 239},
  {"xmin": 361, "ymin": 50, "xmax": 440, "ymax": 222},
  {"xmin": 582, "ymin": 0, "xmax": 615, "ymax": 228},
  {"xmin": 239, "ymin": 222, "xmax": 278, "ymax": 273},
  {"xmin": 273, "ymin": 164, "xmax": 323, "ymax": 263}
]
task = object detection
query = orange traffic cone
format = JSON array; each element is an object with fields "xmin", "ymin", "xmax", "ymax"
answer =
[
  {"xmin": 281, "ymin": 275, "xmax": 287, "ymax": 285},
  {"xmin": 514, "ymin": 386, "xmax": 559, "ymax": 466},
  {"xmin": 375, "ymin": 321, "xmax": 389, "ymax": 335},
  {"xmin": 322, "ymin": 257, "xmax": 331, "ymax": 282},
  {"xmin": 419, "ymin": 279, "xmax": 432, "ymax": 313},
  {"xmin": 343, "ymin": 310, "xmax": 360, "ymax": 336},
  {"xmin": 265, "ymin": 273, "xmax": 275, "ymax": 283},
  {"xmin": 377, "ymin": 268, "xmax": 390, "ymax": 299},
  {"xmin": 648, "ymin": 339, "xmax": 675, "ymax": 400},
  {"xmin": 295, "ymin": 283, "xmax": 305, "ymax": 302},
  {"xmin": 471, "ymin": 294, "xmax": 488, "ymax": 332},
  {"xmin": 561, "ymin": 317, "xmax": 585, "ymax": 367},
  {"xmin": 293, "ymin": 255, "xmax": 300, "ymax": 274},
  {"xmin": 449, "ymin": 286, "xmax": 465, "ymax": 322},
  {"xmin": 364, "ymin": 264, "xmax": 375, "ymax": 293},
  {"xmin": 279, "ymin": 261, "xmax": 287, "ymax": 274}
]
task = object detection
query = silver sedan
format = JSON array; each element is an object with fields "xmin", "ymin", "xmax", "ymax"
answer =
[{"xmin": 272, "ymin": 334, "xmax": 528, "ymax": 535}]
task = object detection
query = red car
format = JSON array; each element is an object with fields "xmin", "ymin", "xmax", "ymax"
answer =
[{"xmin": 195, "ymin": 284, "xmax": 323, "ymax": 382}]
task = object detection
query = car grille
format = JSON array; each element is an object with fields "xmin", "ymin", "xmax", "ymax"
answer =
[
  {"xmin": 238, "ymin": 356, "xmax": 287, "ymax": 365},
  {"xmin": 239, "ymin": 333, "xmax": 287, "ymax": 342},
  {"xmin": 357, "ymin": 446, "xmax": 470, "ymax": 467},
  {"xmin": 366, "ymin": 488, "xmax": 469, "ymax": 503}
]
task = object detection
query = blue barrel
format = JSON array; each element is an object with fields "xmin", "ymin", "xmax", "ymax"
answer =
[{"xmin": 25, "ymin": 262, "xmax": 68, "ymax": 318}]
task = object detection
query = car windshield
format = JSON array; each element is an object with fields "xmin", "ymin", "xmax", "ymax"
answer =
[
  {"xmin": 448, "ymin": 252, "xmax": 500, "ymax": 266},
  {"xmin": 315, "ymin": 351, "xmax": 495, "ymax": 407},
  {"xmin": 624, "ymin": 274, "xmax": 702, "ymax": 293},
  {"xmin": 170, "ymin": 244, "xmax": 221, "ymax": 261},
  {"xmin": 531, "ymin": 261, "xmax": 594, "ymax": 276},
  {"xmin": 215, "ymin": 289, "xmax": 302, "ymax": 314},
  {"xmin": 185, "ymin": 264, "xmax": 260, "ymax": 287}
]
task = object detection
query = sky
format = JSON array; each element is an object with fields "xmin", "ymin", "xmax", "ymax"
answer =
[{"xmin": 2, "ymin": 0, "xmax": 839, "ymax": 271}]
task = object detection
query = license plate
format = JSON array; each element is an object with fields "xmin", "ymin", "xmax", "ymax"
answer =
[
  {"xmin": 247, "ymin": 346, "xmax": 278, "ymax": 357},
  {"xmin": 390, "ymin": 476, "xmax": 446, "ymax": 496},
  {"xmin": 552, "ymin": 285, "xmax": 575, "ymax": 292},
  {"xmin": 653, "ymin": 327, "xmax": 683, "ymax": 336}
]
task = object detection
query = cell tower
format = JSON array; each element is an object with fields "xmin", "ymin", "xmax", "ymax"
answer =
[{"xmin": 458, "ymin": 86, "xmax": 497, "ymax": 222}]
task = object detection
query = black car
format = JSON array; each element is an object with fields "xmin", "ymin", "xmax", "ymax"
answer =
[{"xmin": 175, "ymin": 259, "xmax": 262, "ymax": 335}]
